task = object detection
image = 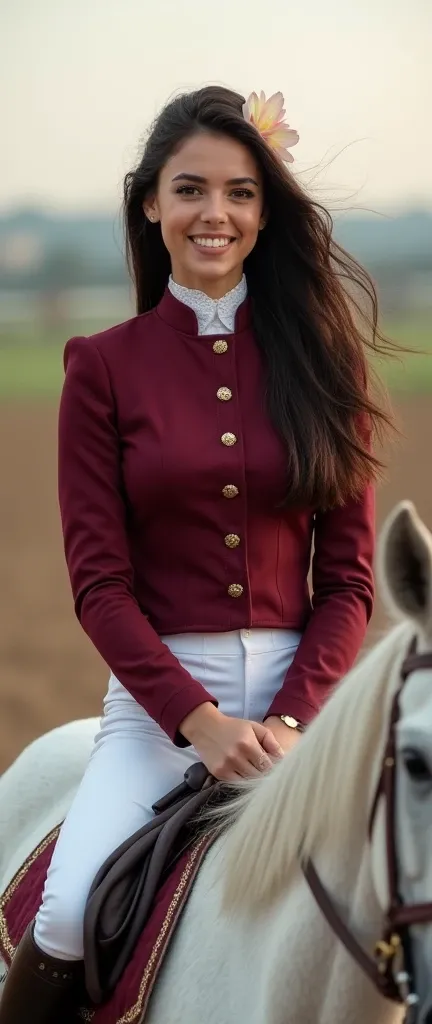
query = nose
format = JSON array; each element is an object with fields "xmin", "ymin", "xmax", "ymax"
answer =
[{"xmin": 200, "ymin": 193, "xmax": 228, "ymax": 225}]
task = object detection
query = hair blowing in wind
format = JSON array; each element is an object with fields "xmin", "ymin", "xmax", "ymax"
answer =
[{"xmin": 124, "ymin": 85, "xmax": 398, "ymax": 510}]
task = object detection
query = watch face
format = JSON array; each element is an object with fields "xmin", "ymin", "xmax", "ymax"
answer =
[{"xmin": 282, "ymin": 715, "xmax": 298, "ymax": 729}]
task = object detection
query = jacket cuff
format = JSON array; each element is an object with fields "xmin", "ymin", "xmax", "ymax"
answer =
[
  {"xmin": 264, "ymin": 693, "xmax": 318, "ymax": 727},
  {"xmin": 160, "ymin": 683, "xmax": 218, "ymax": 747}
]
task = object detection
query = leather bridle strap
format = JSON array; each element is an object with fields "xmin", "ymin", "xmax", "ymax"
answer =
[
  {"xmin": 400, "ymin": 649, "xmax": 432, "ymax": 681},
  {"xmin": 302, "ymin": 858, "xmax": 401, "ymax": 1001},
  {"xmin": 390, "ymin": 903, "xmax": 432, "ymax": 929},
  {"xmin": 368, "ymin": 643, "xmax": 432, "ymax": 842},
  {"xmin": 302, "ymin": 640, "xmax": 432, "ymax": 1009}
]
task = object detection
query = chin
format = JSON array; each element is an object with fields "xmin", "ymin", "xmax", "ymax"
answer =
[{"xmin": 188, "ymin": 260, "xmax": 240, "ymax": 281}]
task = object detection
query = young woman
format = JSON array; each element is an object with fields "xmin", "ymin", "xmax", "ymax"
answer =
[{"xmin": 0, "ymin": 85, "xmax": 393, "ymax": 1021}]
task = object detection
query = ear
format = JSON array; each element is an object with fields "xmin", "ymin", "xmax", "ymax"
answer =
[
  {"xmin": 378, "ymin": 500, "xmax": 432, "ymax": 631},
  {"xmin": 142, "ymin": 198, "xmax": 160, "ymax": 224}
]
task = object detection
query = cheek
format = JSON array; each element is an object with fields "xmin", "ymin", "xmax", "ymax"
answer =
[
  {"xmin": 159, "ymin": 203, "xmax": 191, "ymax": 246},
  {"xmin": 236, "ymin": 206, "xmax": 263, "ymax": 241}
]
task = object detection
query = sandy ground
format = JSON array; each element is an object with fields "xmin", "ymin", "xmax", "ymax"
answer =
[{"xmin": 0, "ymin": 397, "xmax": 431, "ymax": 773}]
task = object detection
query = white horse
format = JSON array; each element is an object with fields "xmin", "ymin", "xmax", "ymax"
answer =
[{"xmin": 1, "ymin": 499, "xmax": 432, "ymax": 1024}]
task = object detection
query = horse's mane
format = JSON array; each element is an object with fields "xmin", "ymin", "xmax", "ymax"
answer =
[{"xmin": 213, "ymin": 621, "xmax": 414, "ymax": 912}]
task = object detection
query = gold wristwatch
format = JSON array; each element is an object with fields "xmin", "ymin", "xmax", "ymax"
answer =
[{"xmin": 280, "ymin": 715, "xmax": 305, "ymax": 733}]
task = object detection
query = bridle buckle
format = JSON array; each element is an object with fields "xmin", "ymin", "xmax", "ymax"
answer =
[{"xmin": 374, "ymin": 933, "xmax": 401, "ymax": 974}]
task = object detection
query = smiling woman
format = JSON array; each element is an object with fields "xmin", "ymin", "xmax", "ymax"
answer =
[
  {"xmin": 0, "ymin": 85, "xmax": 398, "ymax": 1023},
  {"xmin": 124, "ymin": 87, "xmax": 396, "ymax": 505}
]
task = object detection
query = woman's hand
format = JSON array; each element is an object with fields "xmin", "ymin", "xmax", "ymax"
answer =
[
  {"xmin": 264, "ymin": 715, "xmax": 302, "ymax": 754},
  {"xmin": 179, "ymin": 703, "xmax": 284, "ymax": 781}
]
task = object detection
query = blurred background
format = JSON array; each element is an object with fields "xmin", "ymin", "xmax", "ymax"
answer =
[{"xmin": 1, "ymin": 0, "xmax": 431, "ymax": 771}]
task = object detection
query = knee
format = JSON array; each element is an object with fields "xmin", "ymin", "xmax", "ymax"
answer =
[{"xmin": 34, "ymin": 888, "xmax": 88, "ymax": 960}]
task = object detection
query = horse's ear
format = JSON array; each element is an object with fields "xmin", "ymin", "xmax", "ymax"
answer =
[{"xmin": 378, "ymin": 501, "xmax": 432, "ymax": 631}]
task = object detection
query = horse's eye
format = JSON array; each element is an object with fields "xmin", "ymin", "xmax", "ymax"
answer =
[{"xmin": 402, "ymin": 749, "xmax": 432, "ymax": 783}]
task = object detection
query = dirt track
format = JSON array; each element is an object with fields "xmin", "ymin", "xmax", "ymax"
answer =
[{"xmin": 0, "ymin": 398, "xmax": 431, "ymax": 773}]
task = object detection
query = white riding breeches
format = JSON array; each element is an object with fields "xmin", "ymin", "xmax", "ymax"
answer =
[{"xmin": 33, "ymin": 627, "xmax": 301, "ymax": 960}]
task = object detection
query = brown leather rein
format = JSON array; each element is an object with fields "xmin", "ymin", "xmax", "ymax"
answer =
[{"xmin": 302, "ymin": 640, "xmax": 432, "ymax": 1017}]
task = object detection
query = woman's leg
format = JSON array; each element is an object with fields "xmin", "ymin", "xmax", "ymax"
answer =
[{"xmin": 33, "ymin": 687, "xmax": 199, "ymax": 960}]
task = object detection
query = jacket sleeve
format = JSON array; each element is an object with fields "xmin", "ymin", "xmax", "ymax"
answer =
[
  {"xmin": 265, "ymin": 484, "xmax": 375, "ymax": 724},
  {"xmin": 58, "ymin": 336, "xmax": 217, "ymax": 745}
]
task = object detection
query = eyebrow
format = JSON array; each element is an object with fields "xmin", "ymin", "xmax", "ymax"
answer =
[{"xmin": 171, "ymin": 173, "xmax": 259, "ymax": 187}]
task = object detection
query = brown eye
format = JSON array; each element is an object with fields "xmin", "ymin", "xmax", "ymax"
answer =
[{"xmin": 176, "ymin": 185, "xmax": 201, "ymax": 196}]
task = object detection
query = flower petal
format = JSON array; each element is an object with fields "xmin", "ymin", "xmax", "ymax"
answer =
[
  {"xmin": 266, "ymin": 125, "xmax": 300, "ymax": 150},
  {"xmin": 277, "ymin": 148, "xmax": 295, "ymax": 163},
  {"xmin": 243, "ymin": 89, "xmax": 299, "ymax": 163},
  {"xmin": 242, "ymin": 92, "xmax": 260, "ymax": 124},
  {"xmin": 257, "ymin": 92, "xmax": 285, "ymax": 133}
]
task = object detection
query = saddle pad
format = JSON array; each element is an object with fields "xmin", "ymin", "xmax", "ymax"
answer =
[{"xmin": 0, "ymin": 826, "xmax": 214, "ymax": 1023}]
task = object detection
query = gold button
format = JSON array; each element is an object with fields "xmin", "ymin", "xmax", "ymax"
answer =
[
  {"xmin": 221, "ymin": 432, "xmax": 237, "ymax": 446},
  {"xmin": 225, "ymin": 534, "xmax": 240, "ymax": 548},
  {"xmin": 213, "ymin": 340, "xmax": 228, "ymax": 354},
  {"xmin": 217, "ymin": 387, "xmax": 232, "ymax": 402},
  {"xmin": 222, "ymin": 484, "xmax": 239, "ymax": 498},
  {"xmin": 228, "ymin": 583, "xmax": 243, "ymax": 598}
]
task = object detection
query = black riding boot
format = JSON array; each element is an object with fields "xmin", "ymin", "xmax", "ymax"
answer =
[{"xmin": 0, "ymin": 922, "xmax": 84, "ymax": 1023}]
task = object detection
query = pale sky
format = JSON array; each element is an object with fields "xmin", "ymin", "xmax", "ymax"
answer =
[{"xmin": 1, "ymin": 0, "xmax": 431, "ymax": 214}]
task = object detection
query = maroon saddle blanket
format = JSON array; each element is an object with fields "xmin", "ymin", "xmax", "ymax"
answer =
[{"xmin": 0, "ymin": 826, "xmax": 215, "ymax": 1023}]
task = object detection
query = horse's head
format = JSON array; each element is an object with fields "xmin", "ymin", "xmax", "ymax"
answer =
[{"xmin": 374, "ymin": 500, "xmax": 432, "ymax": 1023}]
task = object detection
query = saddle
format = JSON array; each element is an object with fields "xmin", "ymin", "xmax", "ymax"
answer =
[{"xmin": 83, "ymin": 763, "xmax": 223, "ymax": 1005}]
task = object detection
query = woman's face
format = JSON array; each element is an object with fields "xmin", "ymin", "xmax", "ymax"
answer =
[{"xmin": 145, "ymin": 131, "xmax": 265, "ymax": 298}]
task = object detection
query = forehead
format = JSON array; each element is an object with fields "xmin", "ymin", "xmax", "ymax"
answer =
[{"xmin": 160, "ymin": 132, "xmax": 261, "ymax": 185}]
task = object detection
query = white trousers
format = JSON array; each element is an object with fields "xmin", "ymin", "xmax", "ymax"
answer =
[{"xmin": 33, "ymin": 627, "xmax": 301, "ymax": 960}]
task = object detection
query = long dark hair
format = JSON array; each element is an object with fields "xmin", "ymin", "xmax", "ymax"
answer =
[{"xmin": 124, "ymin": 85, "xmax": 395, "ymax": 509}]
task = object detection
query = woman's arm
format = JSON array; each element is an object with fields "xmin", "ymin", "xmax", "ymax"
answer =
[
  {"xmin": 264, "ymin": 485, "xmax": 375, "ymax": 725},
  {"xmin": 58, "ymin": 335, "xmax": 217, "ymax": 746}
]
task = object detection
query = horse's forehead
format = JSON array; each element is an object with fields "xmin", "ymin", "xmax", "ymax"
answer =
[{"xmin": 398, "ymin": 671, "xmax": 432, "ymax": 735}]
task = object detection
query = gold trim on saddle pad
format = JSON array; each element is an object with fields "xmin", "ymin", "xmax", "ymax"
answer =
[
  {"xmin": 0, "ymin": 826, "xmax": 61, "ymax": 961},
  {"xmin": 0, "ymin": 826, "xmax": 213, "ymax": 1024},
  {"xmin": 103, "ymin": 834, "xmax": 213, "ymax": 1024}
]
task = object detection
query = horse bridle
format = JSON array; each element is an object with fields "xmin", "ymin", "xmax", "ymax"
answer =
[{"xmin": 302, "ymin": 639, "xmax": 432, "ymax": 1021}]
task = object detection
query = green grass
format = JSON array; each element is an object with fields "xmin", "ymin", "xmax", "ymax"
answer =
[
  {"xmin": 377, "ymin": 318, "xmax": 432, "ymax": 393},
  {"xmin": 0, "ymin": 322, "xmax": 109, "ymax": 399},
  {"xmin": 0, "ymin": 342, "xmax": 64, "ymax": 398},
  {"xmin": 0, "ymin": 317, "xmax": 430, "ymax": 399}
]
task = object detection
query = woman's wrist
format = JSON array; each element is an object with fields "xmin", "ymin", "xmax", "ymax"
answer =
[
  {"xmin": 179, "ymin": 701, "xmax": 221, "ymax": 744},
  {"xmin": 265, "ymin": 715, "xmax": 302, "ymax": 752}
]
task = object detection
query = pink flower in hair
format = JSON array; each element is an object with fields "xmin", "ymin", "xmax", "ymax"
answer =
[{"xmin": 242, "ymin": 91, "xmax": 299, "ymax": 163}]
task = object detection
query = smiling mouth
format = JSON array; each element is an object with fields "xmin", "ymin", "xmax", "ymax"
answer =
[{"xmin": 188, "ymin": 235, "xmax": 237, "ymax": 251}]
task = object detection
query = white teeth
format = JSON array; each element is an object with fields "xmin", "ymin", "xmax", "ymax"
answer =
[{"xmin": 192, "ymin": 237, "xmax": 231, "ymax": 248}]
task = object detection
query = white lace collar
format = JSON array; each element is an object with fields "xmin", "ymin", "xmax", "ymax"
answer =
[{"xmin": 168, "ymin": 275, "xmax": 247, "ymax": 335}]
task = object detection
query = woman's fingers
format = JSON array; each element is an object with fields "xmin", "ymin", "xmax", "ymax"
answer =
[{"xmin": 253, "ymin": 722, "xmax": 284, "ymax": 761}]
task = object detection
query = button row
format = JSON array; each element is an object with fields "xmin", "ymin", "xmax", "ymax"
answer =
[{"xmin": 213, "ymin": 342, "xmax": 242, "ymax": 600}]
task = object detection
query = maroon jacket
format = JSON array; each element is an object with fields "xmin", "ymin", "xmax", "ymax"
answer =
[{"xmin": 58, "ymin": 288, "xmax": 375, "ymax": 744}]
